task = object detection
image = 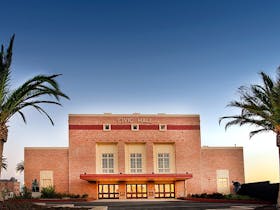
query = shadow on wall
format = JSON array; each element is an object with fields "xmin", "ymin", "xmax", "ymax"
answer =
[{"xmin": 238, "ymin": 181, "xmax": 278, "ymax": 203}]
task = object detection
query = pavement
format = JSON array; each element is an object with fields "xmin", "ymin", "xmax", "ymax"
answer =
[{"xmin": 34, "ymin": 199, "xmax": 277, "ymax": 210}]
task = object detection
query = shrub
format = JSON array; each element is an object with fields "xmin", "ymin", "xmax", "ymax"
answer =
[
  {"xmin": 41, "ymin": 186, "xmax": 56, "ymax": 198},
  {"xmin": 82, "ymin": 193, "xmax": 88, "ymax": 198},
  {"xmin": 208, "ymin": 193, "xmax": 224, "ymax": 199},
  {"xmin": 21, "ymin": 186, "xmax": 32, "ymax": 199}
]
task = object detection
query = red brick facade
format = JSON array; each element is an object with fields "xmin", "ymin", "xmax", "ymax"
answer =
[
  {"xmin": 0, "ymin": 178, "xmax": 20, "ymax": 197},
  {"xmin": 24, "ymin": 114, "xmax": 244, "ymax": 199}
]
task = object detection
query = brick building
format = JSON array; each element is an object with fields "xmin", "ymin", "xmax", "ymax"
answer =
[
  {"xmin": 24, "ymin": 113, "xmax": 244, "ymax": 199},
  {"xmin": 0, "ymin": 177, "xmax": 20, "ymax": 198}
]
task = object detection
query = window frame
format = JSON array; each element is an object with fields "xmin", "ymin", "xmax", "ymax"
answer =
[
  {"xmin": 157, "ymin": 153, "xmax": 170, "ymax": 173},
  {"xmin": 131, "ymin": 124, "xmax": 139, "ymax": 131},
  {"xmin": 130, "ymin": 153, "xmax": 142, "ymax": 173},
  {"xmin": 159, "ymin": 124, "xmax": 167, "ymax": 131},
  {"xmin": 103, "ymin": 124, "xmax": 111, "ymax": 131},
  {"xmin": 102, "ymin": 153, "xmax": 114, "ymax": 174}
]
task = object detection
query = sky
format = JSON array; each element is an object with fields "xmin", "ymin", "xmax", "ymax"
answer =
[{"xmin": 0, "ymin": 0, "xmax": 280, "ymax": 184}]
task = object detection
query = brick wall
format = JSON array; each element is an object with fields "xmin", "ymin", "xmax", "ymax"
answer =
[
  {"xmin": 0, "ymin": 179, "xmax": 20, "ymax": 196},
  {"xmin": 201, "ymin": 147, "xmax": 245, "ymax": 194},
  {"xmin": 24, "ymin": 114, "xmax": 245, "ymax": 199},
  {"xmin": 68, "ymin": 114, "xmax": 202, "ymax": 197},
  {"xmin": 24, "ymin": 148, "xmax": 69, "ymax": 193}
]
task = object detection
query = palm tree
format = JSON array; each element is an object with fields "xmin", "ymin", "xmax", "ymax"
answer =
[
  {"xmin": 219, "ymin": 69, "xmax": 280, "ymax": 206},
  {"xmin": 0, "ymin": 35, "xmax": 69, "ymax": 175},
  {"xmin": 16, "ymin": 160, "xmax": 24, "ymax": 173}
]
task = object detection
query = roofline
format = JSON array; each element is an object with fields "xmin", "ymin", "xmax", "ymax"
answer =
[
  {"xmin": 201, "ymin": 146, "xmax": 243, "ymax": 149},
  {"xmin": 25, "ymin": 147, "xmax": 68, "ymax": 150},
  {"xmin": 69, "ymin": 113, "xmax": 200, "ymax": 118}
]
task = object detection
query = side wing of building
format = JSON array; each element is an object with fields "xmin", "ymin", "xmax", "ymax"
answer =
[
  {"xmin": 201, "ymin": 147, "xmax": 245, "ymax": 194},
  {"xmin": 24, "ymin": 147, "xmax": 69, "ymax": 193}
]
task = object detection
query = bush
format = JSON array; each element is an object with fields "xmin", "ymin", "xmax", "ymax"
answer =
[
  {"xmin": 208, "ymin": 193, "xmax": 224, "ymax": 199},
  {"xmin": 82, "ymin": 193, "xmax": 88, "ymax": 198},
  {"xmin": 190, "ymin": 193, "xmax": 254, "ymax": 200},
  {"xmin": 41, "ymin": 186, "xmax": 56, "ymax": 198},
  {"xmin": 21, "ymin": 186, "xmax": 32, "ymax": 199},
  {"xmin": 224, "ymin": 194, "xmax": 254, "ymax": 200}
]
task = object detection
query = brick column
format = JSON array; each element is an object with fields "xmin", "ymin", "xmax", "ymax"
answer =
[
  {"xmin": 118, "ymin": 142, "xmax": 125, "ymax": 173},
  {"xmin": 146, "ymin": 142, "xmax": 154, "ymax": 173},
  {"xmin": 147, "ymin": 182, "xmax": 155, "ymax": 199},
  {"xmin": 119, "ymin": 183, "xmax": 126, "ymax": 199}
]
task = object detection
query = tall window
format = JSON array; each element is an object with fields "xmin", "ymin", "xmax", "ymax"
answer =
[
  {"xmin": 130, "ymin": 153, "xmax": 142, "ymax": 173},
  {"xmin": 102, "ymin": 153, "xmax": 114, "ymax": 173},
  {"xmin": 40, "ymin": 171, "xmax": 53, "ymax": 188},
  {"xmin": 158, "ymin": 153, "xmax": 170, "ymax": 173}
]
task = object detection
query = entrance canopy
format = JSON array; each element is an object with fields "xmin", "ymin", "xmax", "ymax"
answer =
[{"xmin": 80, "ymin": 173, "xmax": 192, "ymax": 182}]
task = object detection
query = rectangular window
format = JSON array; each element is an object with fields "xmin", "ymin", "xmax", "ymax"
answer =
[
  {"xmin": 159, "ymin": 124, "xmax": 167, "ymax": 131},
  {"xmin": 158, "ymin": 153, "xmax": 170, "ymax": 173},
  {"xmin": 103, "ymin": 124, "xmax": 111, "ymax": 131},
  {"xmin": 216, "ymin": 169, "xmax": 230, "ymax": 194},
  {"xmin": 131, "ymin": 124, "xmax": 139, "ymax": 131},
  {"xmin": 102, "ymin": 153, "xmax": 114, "ymax": 173},
  {"xmin": 40, "ymin": 171, "xmax": 53, "ymax": 189},
  {"xmin": 130, "ymin": 153, "xmax": 142, "ymax": 173}
]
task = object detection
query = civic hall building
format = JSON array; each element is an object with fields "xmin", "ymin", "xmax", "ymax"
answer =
[{"xmin": 25, "ymin": 113, "xmax": 244, "ymax": 199}]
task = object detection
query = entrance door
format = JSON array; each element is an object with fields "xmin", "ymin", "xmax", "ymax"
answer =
[
  {"xmin": 98, "ymin": 184, "xmax": 119, "ymax": 199},
  {"xmin": 155, "ymin": 183, "xmax": 175, "ymax": 198},
  {"xmin": 126, "ymin": 184, "xmax": 147, "ymax": 198}
]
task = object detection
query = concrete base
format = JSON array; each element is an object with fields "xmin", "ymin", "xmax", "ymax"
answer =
[{"xmin": 32, "ymin": 192, "xmax": 41, "ymax": 198}]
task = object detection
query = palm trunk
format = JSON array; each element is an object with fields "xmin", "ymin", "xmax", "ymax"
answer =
[
  {"xmin": 0, "ymin": 124, "xmax": 8, "ymax": 176},
  {"xmin": 0, "ymin": 141, "xmax": 3, "ymax": 176},
  {"xmin": 277, "ymin": 132, "xmax": 280, "ymax": 207}
]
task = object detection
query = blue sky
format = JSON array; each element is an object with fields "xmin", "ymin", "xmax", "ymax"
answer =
[{"xmin": 1, "ymin": 0, "xmax": 280, "ymax": 183}]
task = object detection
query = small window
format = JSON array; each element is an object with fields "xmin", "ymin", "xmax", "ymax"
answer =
[
  {"xmin": 103, "ymin": 124, "xmax": 111, "ymax": 131},
  {"xmin": 131, "ymin": 124, "xmax": 139, "ymax": 131},
  {"xmin": 159, "ymin": 124, "xmax": 167, "ymax": 131}
]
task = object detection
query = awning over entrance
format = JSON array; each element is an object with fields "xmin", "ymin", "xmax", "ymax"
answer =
[{"xmin": 80, "ymin": 173, "xmax": 192, "ymax": 182}]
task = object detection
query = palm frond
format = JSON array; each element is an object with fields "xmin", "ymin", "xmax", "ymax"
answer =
[
  {"xmin": 1, "ymin": 156, "xmax": 7, "ymax": 171},
  {"xmin": 0, "ymin": 74, "xmax": 69, "ymax": 124},
  {"xmin": 0, "ymin": 35, "xmax": 14, "ymax": 107},
  {"xmin": 16, "ymin": 161, "xmax": 24, "ymax": 173},
  {"xmin": 220, "ymin": 69, "xmax": 280, "ymax": 136},
  {"xmin": 249, "ymin": 128, "xmax": 270, "ymax": 138}
]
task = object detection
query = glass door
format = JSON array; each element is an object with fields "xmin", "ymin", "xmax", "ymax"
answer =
[
  {"xmin": 98, "ymin": 184, "xmax": 119, "ymax": 199},
  {"xmin": 155, "ymin": 183, "xmax": 175, "ymax": 198},
  {"xmin": 126, "ymin": 184, "xmax": 147, "ymax": 198}
]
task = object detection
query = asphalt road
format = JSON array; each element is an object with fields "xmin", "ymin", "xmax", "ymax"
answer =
[{"xmin": 45, "ymin": 200, "xmax": 274, "ymax": 210}]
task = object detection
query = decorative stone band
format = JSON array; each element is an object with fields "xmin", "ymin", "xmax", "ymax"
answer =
[
  {"xmin": 69, "ymin": 124, "xmax": 200, "ymax": 130},
  {"xmin": 80, "ymin": 173, "xmax": 193, "ymax": 182}
]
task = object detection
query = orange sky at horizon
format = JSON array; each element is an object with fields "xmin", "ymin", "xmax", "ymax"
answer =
[{"xmin": 243, "ymin": 133, "xmax": 279, "ymax": 184}]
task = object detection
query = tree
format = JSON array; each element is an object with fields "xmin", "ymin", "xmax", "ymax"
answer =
[
  {"xmin": 0, "ymin": 35, "xmax": 69, "ymax": 175},
  {"xmin": 16, "ymin": 160, "xmax": 24, "ymax": 173},
  {"xmin": 219, "ymin": 69, "xmax": 280, "ymax": 206}
]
